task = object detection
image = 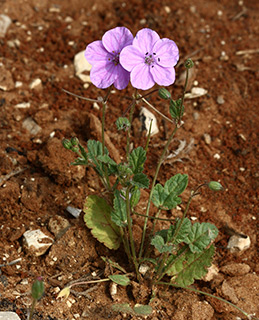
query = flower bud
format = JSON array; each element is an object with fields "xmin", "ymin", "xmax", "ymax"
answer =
[
  {"xmin": 208, "ymin": 181, "xmax": 224, "ymax": 191},
  {"xmin": 184, "ymin": 58, "xmax": 194, "ymax": 69},
  {"xmin": 32, "ymin": 277, "xmax": 44, "ymax": 300},
  {"xmin": 70, "ymin": 137, "xmax": 79, "ymax": 146},
  {"xmin": 158, "ymin": 88, "xmax": 171, "ymax": 100},
  {"xmin": 62, "ymin": 139, "xmax": 72, "ymax": 150}
]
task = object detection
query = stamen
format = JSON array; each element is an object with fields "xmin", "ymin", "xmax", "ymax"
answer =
[{"xmin": 158, "ymin": 58, "xmax": 160, "ymax": 62}]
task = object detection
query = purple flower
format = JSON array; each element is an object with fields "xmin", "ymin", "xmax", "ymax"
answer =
[
  {"xmin": 84, "ymin": 27, "xmax": 133, "ymax": 90},
  {"xmin": 120, "ymin": 28, "xmax": 179, "ymax": 90}
]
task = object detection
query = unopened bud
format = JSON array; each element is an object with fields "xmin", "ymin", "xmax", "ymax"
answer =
[
  {"xmin": 184, "ymin": 58, "xmax": 194, "ymax": 69},
  {"xmin": 208, "ymin": 181, "xmax": 224, "ymax": 191},
  {"xmin": 32, "ymin": 277, "xmax": 44, "ymax": 300},
  {"xmin": 70, "ymin": 137, "xmax": 79, "ymax": 146},
  {"xmin": 158, "ymin": 88, "xmax": 171, "ymax": 100},
  {"xmin": 62, "ymin": 139, "xmax": 72, "ymax": 150}
]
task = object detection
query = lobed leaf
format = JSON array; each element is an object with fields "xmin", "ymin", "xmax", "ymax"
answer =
[
  {"xmin": 83, "ymin": 195, "xmax": 121, "ymax": 250},
  {"xmin": 167, "ymin": 245, "xmax": 215, "ymax": 287},
  {"xmin": 151, "ymin": 235, "xmax": 173, "ymax": 253},
  {"xmin": 129, "ymin": 147, "xmax": 146, "ymax": 174},
  {"xmin": 152, "ymin": 174, "xmax": 188, "ymax": 209},
  {"xmin": 111, "ymin": 190, "xmax": 128, "ymax": 227},
  {"xmin": 184, "ymin": 222, "xmax": 218, "ymax": 253},
  {"xmin": 109, "ymin": 274, "xmax": 131, "ymax": 286},
  {"xmin": 167, "ymin": 218, "xmax": 192, "ymax": 244},
  {"xmin": 131, "ymin": 173, "xmax": 149, "ymax": 189}
]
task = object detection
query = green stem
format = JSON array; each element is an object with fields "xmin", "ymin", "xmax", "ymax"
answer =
[
  {"xmin": 178, "ymin": 68, "xmax": 189, "ymax": 123},
  {"xmin": 28, "ymin": 299, "xmax": 37, "ymax": 320},
  {"xmin": 126, "ymin": 90, "xmax": 137, "ymax": 161},
  {"xmin": 119, "ymin": 227, "xmax": 132, "ymax": 265},
  {"xmin": 126, "ymin": 186, "xmax": 140, "ymax": 280},
  {"xmin": 156, "ymin": 282, "xmax": 250, "ymax": 319},
  {"xmin": 139, "ymin": 125, "xmax": 178, "ymax": 259},
  {"xmin": 101, "ymin": 87, "xmax": 112, "ymax": 191}
]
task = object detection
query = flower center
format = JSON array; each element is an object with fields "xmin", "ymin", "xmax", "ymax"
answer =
[
  {"xmin": 144, "ymin": 52, "xmax": 155, "ymax": 66},
  {"xmin": 108, "ymin": 51, "xmax": 120, "ymax": 66}
]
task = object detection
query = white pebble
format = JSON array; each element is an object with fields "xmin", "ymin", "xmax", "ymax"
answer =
[
  {"xmin": 214, "ymin": 153, "xmax": 220, "ymax": 159},
  {"xmin": 227, "ymin": 235, "xmax": 251, "ymax": 252}
]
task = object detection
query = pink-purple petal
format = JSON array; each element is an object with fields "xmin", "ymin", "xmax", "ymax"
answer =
[
  {"xmin": 120, "ymin": 45, "xmax": 144, "ymax": 72},
  {"xmin": 90, "ymin": 62, "xmax": 117, "ymax": 89},
  {"xmin": 130, "ymin": 63, "xmax": 155, "ymax": 90},
  {"xmin": 153, "ymin": 39, "xmax": 179, "ymax": 67},
  {"xmin": 84, "ymin": 40, "xmax": 111, "ymax": 65},
  {"xmin": 133, "ymin": 28, "xmax": 160, "ymax": 55},
  {"xmin": 150, "ymin": 65, "xmax": 176, "ymax": 86},
  {"xmin": 102, "ymin": 27, "xmax": 133, "ymax": 53},
  {"xmin": 113, "ymin": 65, "xmax": 130, "ymax": 90}
]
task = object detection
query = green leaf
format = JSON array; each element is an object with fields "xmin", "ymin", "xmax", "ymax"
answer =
[
  {"xmin": 116, "ymin": 117, "xmax": 131, "ymax": 131},
  {"xmin": 71, "ymin": 157, "xmax": 88, "ymax": 166},
  {"xmin": 167, "ymin": 245, "xmax": 215, "ymax": 287},
  {"xmin": 109, "ymin": 274, "xmax": 131, "ymax": 286},
  {"xmin": 129, "ymin": 147, "xmax": 146, "ymax": 174},
  {"xmin": 169, "ymin": 99, "xmax": 184, "ymax": 119},
  {"xmin": 130, "ymin": 187, "xmax": 140, "ymax": 208},
  {"xmin": 97, "ymin": 154, "xmax": 117, "ymax": 166},
  {"xmin": 87, "ymin": 140, "xmax": 108, "ymax": 175},
  {"xmin": 112, "ymin": 303, "xmax": 133, "ymax": 314},
  {"xmin": 111, "ymin": 190, "xmax": 127, "ymax": 227},
  {"xmin": 101, "ymin": 257, "xmax": 127, "ymax": 274},
  {"xmin": 164, "ymin": 174, "xmax": 188, "ymax": 196},
  {"xmin": 167, "ymin": 218, "xmax": 192, "ymax": 244},
  {"xmin": 152, "ymin": 174, "xmax": 188, "ymax": 209},
  {"xmin": 131, "ymin": 173, "xmax": 149, "ymax": 189},
  {"xmin": 133, "ymin": 304, "xmax": 153, "ymax": 316},
  {"xmin": 151, "ymin": 235, "xmax": 172, "ymax": 253},
  {"xmin": 78, "ymin": 143, "xmax": 88, "ymax": 161},
  {"xmin": 117, "ymin": 163, "xmax": 133, "ymax": 178},
  {"xmin": 83, "ymin": 195, "xmax": 121, "ymax": 250},
  {"xmin": 184, "ymin": 222, "xmax": 218, "ymax": 253}
]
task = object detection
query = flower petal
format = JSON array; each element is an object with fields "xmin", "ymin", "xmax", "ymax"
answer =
[
  {"xmin": 153, "ymin": 39, "xmax": 179, "ymax": 67},
  {"xmin": 90, "ymin": 62, "xmax": 117, "ymax": 89},
  {"xmin": 130, "ymin": 63, "xmax": 155, "ymax": 90},
  {"xmin": 120, "ymin": 45, "xmax": 144, "ymax": 72},
  {"xmin": 85, "ymin": 40, "xmax": 112, "ymax": 65},
  {"xmin": 113, "ymin": 65, "xmax": 130, "ymax": 90},
  {"xmin": 102, "ymin": 27, "xmax": 133, "ymax": 54},
  {"xmin": 150, "ymin": 65, "xmax": 176, "ymax": 86},
  {"xmin": 133, "ymin": 28, "xmax": 160, "ymax": 55}
]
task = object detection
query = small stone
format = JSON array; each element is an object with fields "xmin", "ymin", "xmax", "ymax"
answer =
[
  {"xmin": 15, "ymin": 81, "xmax": 23, "ymax": 88},
  {"xmin": 221, "ymin": 263, "xmax": 250, "ymax": 276},
  {"xmin": 221, "ymin": 280, "xmax": 238, "ymax": 303},
  {"xmin": 139, "ymin": 107, "xmax": 159, "ymax": 136},
  {"xmin": 66, "ymin": 206, "xmax": 81, "ymax": 218},
  {"xmin": 0, "ymin": 312, "xmax": 21, "ymax": 320},
  {"xmin": 214, "ymin": 153, "xmax": 220, "ymax": 159},
  {"xmin": 164, "ymin": 6, "xmax": 171, "ymax": 13},
  {"xmin": 216, "ymin": 95, "xmax": 225, "ymax": 104},
  {"xmin": 0, "ymin": 14, "xmax": 12, "ymax": 37},
  {"xmin": 203, "ymin": 133, "xmax": 211, "ymax": 144},
  {"xmin": 22, "ymin": 117, "xmax": 42, "ymax": 135},
  {"xmin": 15, "ymin": 102, "xmax": 30, "ymax": 109},
  {"xmin": 139, "ymin": 264, "xmax": 149, "ymax": 276},
  {"xmin": 0, "ymin": 64, "xmax": 15, "ymax": 91},
  {"xmin": 184, "ymin": 87, "xmax": 208, "ymax": 99},
  {"xmin": 74, "ymin": 50, "xmax": 92, "ymax": 82},
  {"xmin": 227, "ymin": 234, "xmax": 251, "ymax": 252},
  {"xmin": 203, "ymin": 264, "xmax": 219, "ymax": 281},
  {"xmin": 48, "ymin": 215, "xmax": 70, "ymax": 237},
  {"xmin": 29, "ymin": 78, "xmax": 42, "ymax": 90},
  {"xmin": 23, "ymin": 229, "xmax": 54, "ymax": 256},
  {"xmin": 193, "ymin": 112, "xmax": 199, "ymax": 120}
]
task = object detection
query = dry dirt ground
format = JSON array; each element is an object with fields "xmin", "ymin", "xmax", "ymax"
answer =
[{"xmin": 0, "ymin": 0, "xmax": 258, "ymax": 319}]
